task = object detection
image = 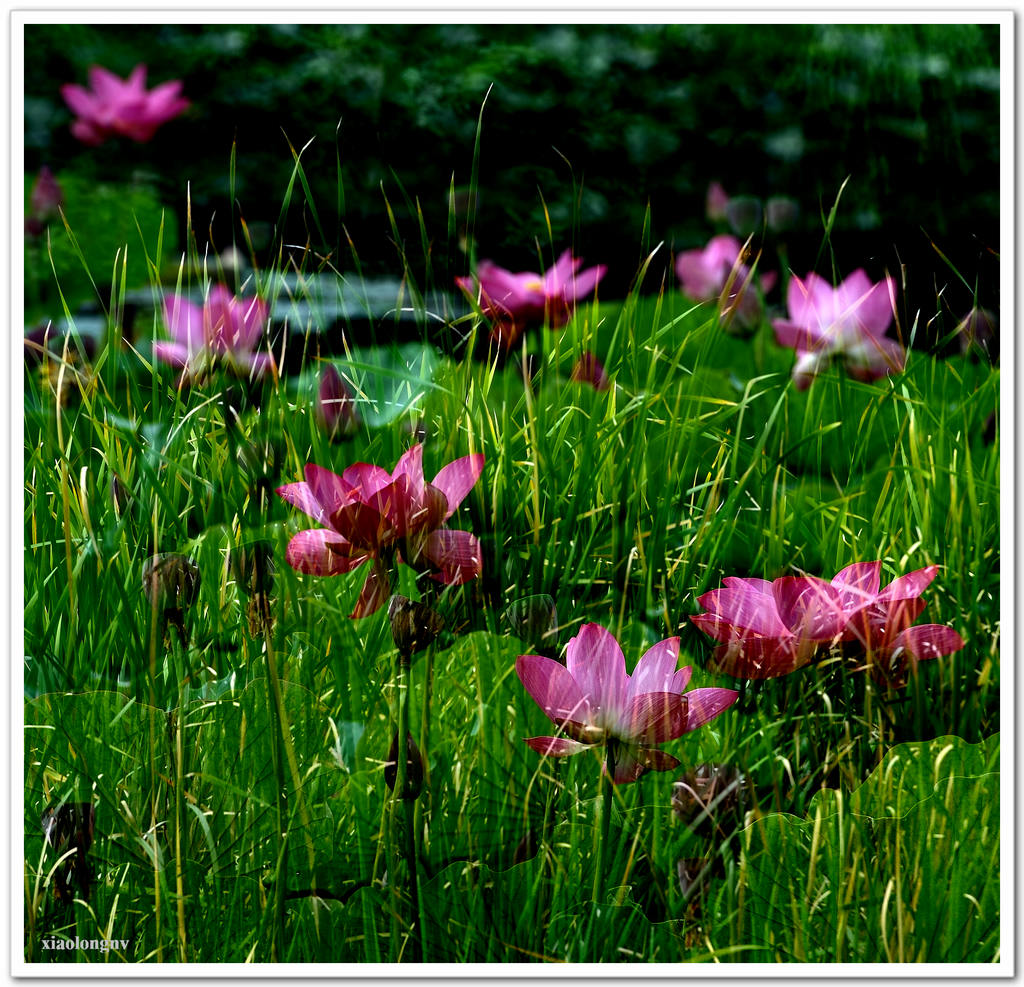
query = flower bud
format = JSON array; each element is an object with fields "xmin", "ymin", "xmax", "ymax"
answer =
[
  {"xmin": 725, "ymin": 196, "xmax": 763, "ymax": 238},
  {"xmin": 387, "ymin": 594, "xmax": 444, "ymax": 659},
  {"xmin": 765, "ymin": 195, "xmax": 799, "ymax": 234},
  {"xmin": 316, "ymin": 364, "xmax": 359, "ymax": 440},
  {"xmin": 383, "ymin": 730, "xmax": 426, "ymax": 800}
]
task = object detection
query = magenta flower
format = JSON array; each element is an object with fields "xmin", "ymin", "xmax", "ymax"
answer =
[
  {"xmin": 692, "ymin": 562, "xmax": 963, "ymax": 684},
  {"xmin": 316, "ymin": 364, "xmax": 360, "ymax": 439},
  {"xmin": 517, "ymin": 623, "xmax": 738, "ymax": 784},
  {"xmin": 829, "ymin": 562, "xmax": 965, "ymax": 687},
  {"xmin": 60, "ymin": 65, "xmax": 189, "ymax": 145},
  {"xmin": 675, "ymin": 235, "xmax": 776, "ymax": 330},
  {"xmin": 154, "ymin": 286, "xmax": 273, "ymax": 384},
  {"xmin": 276, "ymin": 444, "xmax": 484, "ymax": 618},
  {"xmin": 456, "ymin": 249, "xmax": 606, "ymax": 350},
  {"xmin": 772, "ymin": 270, "xmax": 904, "ymax": 389}
]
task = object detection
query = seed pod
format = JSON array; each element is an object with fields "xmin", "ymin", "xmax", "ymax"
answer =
[
  {"xmin": 383, "ymin": 731, "xmax": 426, "ymax": 800},
  {"xmin": 502, "ymin": 594, "xmax": 558, "ymax": 654},
  {"xmin": 671, "ymin": 763, "xmax": 750, "ymax": 838},
  {"xmin": 41, "ymin": 802, "xmax": 95, "ymax": 903},
  {"xmin": 142, "ymin": 553, "xmax": 200, "ymax": 646},
  {"xmin": 228, "ymin": 541, "xmax": 276, "ymax": 597},
  {"xmin": 387, "ymin": 594, "xmax": 444, "ymax": 660}
]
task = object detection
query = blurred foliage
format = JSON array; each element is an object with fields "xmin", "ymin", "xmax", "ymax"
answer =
[{"xmin": 25, "ymin": 23, "xmax": 999, "ymax": 311}]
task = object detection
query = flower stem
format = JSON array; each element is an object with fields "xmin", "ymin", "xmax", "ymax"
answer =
[
  {"xmin": 593, "ymin": 742, "xmax": 616, "ymax": 906},
  {"xmin": 394, "ymin": 653, "xmax": 421, "ymax": 961}
]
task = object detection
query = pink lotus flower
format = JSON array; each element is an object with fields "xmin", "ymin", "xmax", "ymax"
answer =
[
  {"xmin": 675, "ymin": 235, "xmax": 776, "ymax": 330},
  {"xmin": 517, "ymin": 623, "xmax": 738, "ymax": 784},
  {"xmin": 316, "ymin": 364, "xmax": 360, "ymax": 439},
  {"xmin": 155, "ymin": 286, "xmax": 273, "ymax": 384},
  {"xmin": 276, "ymin": 444, "xmax": 484, "ymax": 618},
  {"xmin": 693, "ymin": 562, "xmax": 963, "ymax": 684},
  {"xmin": 456, "ymin": 249, "xmax": 606, "ymax": 350},
  {"xmin": 772, "ymin": 270, "xmax": 904, "ymax": 389},
  {"xmin": 569, "ymin": 351, "xmax": 610, "ymax": 391},
  {"xmin": 61, "ymin": 65, "xmax": 189, "ymax": 146}
]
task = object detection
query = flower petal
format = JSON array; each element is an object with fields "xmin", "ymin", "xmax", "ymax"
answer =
[
  {"xmin": 276, "ymin": 481, "xmax": 328, "ymax": 525},
  {"xmin": 772, "ymin": 576, "xmax": 847, "ymax": 641},
  {"xmin": 610, "ymin": 745, "xmax": 680, "ymax": 784},
  {"xmin": 423, "ymin": 528, "xmax": 483, "ymax": 584},
  {"xmin": 431, "ymin": 454, "xmax": 485, "ymax": 517},
  {"xmin": 565, "ymin": 623, "xmax": 629, "ymax": 723},
  {"xmin": 516, "ymin": 654, "xmax": 593, "ymax": 729},
  {"xmin": 682, "ymin": 687, "xmax": 739, "ymax": 732},
  {"xmin": 627, "ymin": 637, "xmax": 687, "ymax": 701},
  {"xmin": 619, "ymin": 692, "xmax": 689, "ymax": 744},
  {"xmin": 304, "ymin": 464, "xmax": 357, "ymax": 519},
  {"xmin": 878, "ymin": 566, "xmax": 939, "ymax": 602},
  {"xmin": 152, "ymin": 341, "xmax": 192, "ymax": 370},
  {"xmin": 350, "ymin": 563, "xmax": 390, "ymax": 619},
  {"xmin": 831, "ymin": 561, "xmax": 882, "ymax": 609},
  {"xmin": 524, "ymin": 736, "xmax": 589, "ymax": 757},
  {"xmin": 707, "ymin": 637, "xmax": 815, "ymax": 680},
  {"xmin": 890, "ymin": 624, "xmax": 965, "ymax": 661},
  {"xmin": 284, "ymin": 529, "xmax": 368, "ymax": 576},
  {"xmin": 163, "ymin": 295, "xmax": 205, "ymax": 348}
]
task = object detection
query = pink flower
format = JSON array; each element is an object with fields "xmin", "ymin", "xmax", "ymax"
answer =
[
  {"xmin": 456, "ymin": 249, "xmax": 606, "ymax": 350},
  {"xmin": 155, "ymin": 285, "xmax": 273, "ymax": 384},
  {"xmin": 276, "ymin": 444, "xmax": 485, "ymax": 618},
  {"xmin": 569, "ymin": 351, "xmax": 610, "ymax": 391},
  {"xmin": 693, "ymin": 562, "xmax": 963, "ymax": 684},
  {"xmin": 316, "ymin": 364, "xmax": 360, "ymax": 439},
  {"xmin": 516, "ymin": 623, "xmax": 738, "ymax": 784},
  {"xmin": 829, "ymin": 562, "xmax": 965, "ymax": 688},
  {"xmin": 772, "ymin": 270, "xmax": 904, "ymax": 389},
  {"xmin": 675, "ymin": 235, "xmax": 776, "ymax": 330},
  {"xmin": 691, "ymin": 575, "xmax": 849, "ymax": 679},
  {"xmin": 61, "ymin": 65, "xmax": 189, "ymax": 146}
]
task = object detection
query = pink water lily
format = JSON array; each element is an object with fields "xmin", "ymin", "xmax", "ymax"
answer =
[
  {"xmin": 276, "ymin": 444, "xmax": 484, "ymax": 618},
  {"xmin": 675, "ymin": 235, "xmax": 776, "ymax": 330},
  {"xmin": 692, "ymin": 575, "xmax": 849, "ymax": 679},
  {"xmin": 693, "ymin": 562, "xmax": 963, "ymax": 684},
  {"xmin": 155, "ymin": 286, "xmax": 273, "ymax": 384},
  {"xmin": 772, "ymin": 270, "xmax": 904, "ymax": 388},
  {"xmin": 517, "ymin": 623, "xmax": 738, "ymax": 784},
  {"xmin": 456, "ymin": 249, "xmax": 606, "ymax": 350},
  {"xmin": 61, "ymin": 64, "xmax": 189, "ymax": 145}
]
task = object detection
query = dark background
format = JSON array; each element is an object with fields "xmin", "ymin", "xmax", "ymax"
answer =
[{"xmin": 24, "ymin": 22, "xmax": 1000, "ymax": 333}]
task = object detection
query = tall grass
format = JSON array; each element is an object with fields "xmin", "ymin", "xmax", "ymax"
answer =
[{"xmin": 22, "ymin": 146, "xmax": 999, "ymax": 964}]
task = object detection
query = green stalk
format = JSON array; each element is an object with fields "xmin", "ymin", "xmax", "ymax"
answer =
[
  {"xmin": 170, "ymin": 634, "xmax": 188, "ymax": 962},
  {"xmin": 593, "ymin": 743, "xmax": 616, "ymax": 906},
  {"xmin": 394, "ymin": 651, "xmax": 421, "ymax": 961}
]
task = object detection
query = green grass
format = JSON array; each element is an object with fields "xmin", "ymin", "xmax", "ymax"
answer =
[{"xmin": 22, "ymin": 166, "xmax": 1000, "ymax": 965}]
